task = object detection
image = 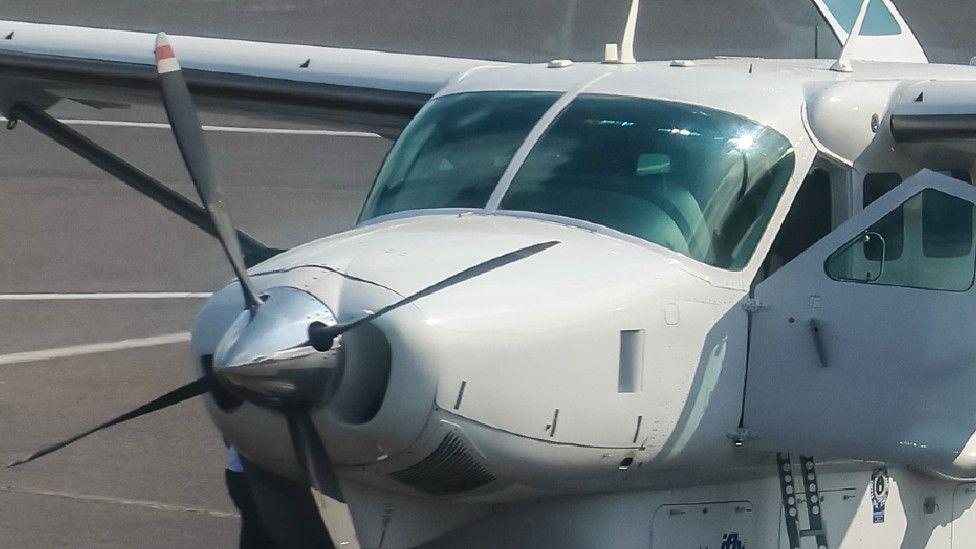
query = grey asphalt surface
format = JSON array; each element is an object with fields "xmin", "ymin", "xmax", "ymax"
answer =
[
  {"xmin": 0, "ymin": 2, "xmax": 972, "ymax": 548},
  {"xmin": 1, "ymin": 0, "xmax": 973, "ymax": 63},
  {"xmin": 0, "ymin": 101, "xmax": 388, "ymax": 547}
]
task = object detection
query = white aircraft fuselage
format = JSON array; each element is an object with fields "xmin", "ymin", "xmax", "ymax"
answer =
[{"xmin": 187, "ymin": 57, "xmax": 976, "ymax": 546}]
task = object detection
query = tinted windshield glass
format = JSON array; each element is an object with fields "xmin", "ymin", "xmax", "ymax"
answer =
[
  {"xmin": 359, "ymin": 92, "xmax": 559, "ymax": 220},
  {"xmin": 499, "ymin": 95, "xmax": 795, "ymax": 269}
]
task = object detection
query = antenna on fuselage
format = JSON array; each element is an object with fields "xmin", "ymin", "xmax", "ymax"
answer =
[
  {"xmin": 604, "ymin": 0, "xmax": 640, "ymax": 64},
  {"xmin": 831, "ymin": 0, "xmax": 871, "ymax": 72}
]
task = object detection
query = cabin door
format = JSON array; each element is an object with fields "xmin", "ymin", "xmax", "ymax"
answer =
[{"xmin": 743, "ymin": 170, "xmax": 976, "ymax": 467}]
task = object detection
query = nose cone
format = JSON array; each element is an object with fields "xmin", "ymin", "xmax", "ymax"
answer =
[{"xmin": 213, "ymin": 286, "xmax": 342, "ymax": 404}]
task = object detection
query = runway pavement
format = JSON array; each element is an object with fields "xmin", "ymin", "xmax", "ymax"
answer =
[{"xmin": 0, "ymin": 102, "xmax": 388, "ymax": 547}]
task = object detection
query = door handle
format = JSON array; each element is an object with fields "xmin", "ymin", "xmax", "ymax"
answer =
[{"xmin": 810, "ymin": 319, "xmax": 828, "ymax": 368}]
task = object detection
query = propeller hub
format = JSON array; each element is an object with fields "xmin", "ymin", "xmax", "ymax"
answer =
[{"xmin": 213, "ymin": 286, "xmax": 343, "ymax": 405}]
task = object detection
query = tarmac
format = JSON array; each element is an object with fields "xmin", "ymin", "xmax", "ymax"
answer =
[
  {"xmin": 0, "ymin": 1, "xmax": 972, "ymax": 547},
  {"xmin": 0, "ymin": 101, "xmax": 388, "ymax": 547}
]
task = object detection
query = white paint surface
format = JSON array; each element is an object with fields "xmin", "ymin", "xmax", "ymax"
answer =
[
  {"xmin": 0, "ymin": 292, "xmax": 211, "ymax": 301},
  {"xmin": 0, "ymin": 332, "xmax": 191, "ymax": 366}
]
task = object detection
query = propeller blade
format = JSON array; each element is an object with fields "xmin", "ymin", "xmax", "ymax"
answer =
[
  {"xmin": 307, "ymin": 240, "xmax": 559, "ymax": 351},
  {"xmin": 155, "ymin": 33, "xmax": 262, "ymax": 310},
  {"xmin": 284, "ymin": 407, "xmax": 345, "ymax": 502},
  {"xmin": 6, "ymin": 101, "xmax": 283, "ymax": 269},
  {"xmin": 8, "ymin": 376, "xmax": 213, "ymax": 467}
]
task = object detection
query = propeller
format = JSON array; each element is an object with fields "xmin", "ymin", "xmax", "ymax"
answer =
[
  {"xmin": 285, "ymin": 405, "xmax": 344, "ymax": 500},
  {"xmin": 155, "ymin": 33, "xmax": 263, "ymax": 312},
  {"xmin": 5, "ymin": 239, "xmax": 558, "ymax": 478},
  {"xmin": 4, "ymin": 240, "xmax": 558, "ymax": 473},
  {"xmin": 8, "ymin": 376, "xmax": 213, "ymax": 467},
  {"xmin": 9, "ymin": 33, "xmax": 562, "ymax": 515},
  {"xmin": 153, "ymin": 33, "xmax": 347, "ymax": 499},
  {"xmin": 8, "ymin": 35, "xmax": 254, "ymax": 469}
]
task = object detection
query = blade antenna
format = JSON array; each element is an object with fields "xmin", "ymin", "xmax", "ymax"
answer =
[
  {"xmin": 831, "ymin": 0, "xmax": 871, "ymax": 72},
  {"xmin": 154, "ymin": 33, "xmax": 263, "ymax": 310}
]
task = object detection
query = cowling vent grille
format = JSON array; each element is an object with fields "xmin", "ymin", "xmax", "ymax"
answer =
[{"xmin": 391, "ymin": 433, "xmax": 494, "ymax": 495}]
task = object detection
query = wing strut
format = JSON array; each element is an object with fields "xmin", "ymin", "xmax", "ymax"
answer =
[{"xmin": 4, "ymin": 101, "xmax": 282, "ymax": 267}]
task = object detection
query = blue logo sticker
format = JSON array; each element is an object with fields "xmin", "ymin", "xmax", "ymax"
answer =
[{"xmin": 721, "ymin": 532, "xmax": 745, "ymax": 549}]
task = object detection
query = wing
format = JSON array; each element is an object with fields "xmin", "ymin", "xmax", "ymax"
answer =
[
  {"xmin": 0, "ymin": 20, "xmax": 508, "ymax": 264},
  {"xmin": 0, "ymin": 20, "xmax": 507, "ymax": 137}
]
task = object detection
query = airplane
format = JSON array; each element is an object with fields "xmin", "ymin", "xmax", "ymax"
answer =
[{"xmin": 3, "ymin": 0, "xmax": 976, "ymax": 547}]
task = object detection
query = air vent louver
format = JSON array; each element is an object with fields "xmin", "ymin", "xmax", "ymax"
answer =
[{"xmin": 391, "ymin": 433, "xmax": 494, "ymax": 495}]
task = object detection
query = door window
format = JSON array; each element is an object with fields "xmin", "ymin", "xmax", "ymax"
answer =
[
  {"xmin": 862, "ymin": 172, "xmax": 904, "ymax": 260},
  {"xmin": 825, "ymin": 189, "xmax": 976, "ymax": 291}
]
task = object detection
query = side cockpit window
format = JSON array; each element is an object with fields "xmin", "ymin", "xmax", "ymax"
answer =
[
  {"xmin": 863, "ymin": 172, "xmax": 903, "ymax": 206},
  {"xmin": 763, "ymin": 168, "xmax": 833, "ymax": 277},
  {"xmin": 936, "ymin": 169, "xmax": 972, "ymax": 185},
  {"xmin": 825, "ymin": 189, "xmax": 976, "ymax": 291},
  {"xmin": 923, "ymin": 190, "xmax": 973, "ymax": 258}
]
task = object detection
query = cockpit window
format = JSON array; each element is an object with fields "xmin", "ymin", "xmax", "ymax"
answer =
[
  {"xmin": 359, "ymin": 91, "xmax": 559, "ymax": 220},
  {"xmin": 359, "ymin": 92, "xmax": 796, "ymax": 271},
  {"xmin": 499, "ymin": 95, "xmax": 795, "ymax": 269}
]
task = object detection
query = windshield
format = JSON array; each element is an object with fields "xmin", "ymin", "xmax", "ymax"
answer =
[
  {"xmin": 500, "ymin": 95, "xmax": 795, "ymax": 269},
  {"xmin": 360, "ymin": 92, "xmax": 559, "ymax": 220},
  {"xmin": 360, "ymin": 92, "xmax": 796, "ymax": 270}
]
